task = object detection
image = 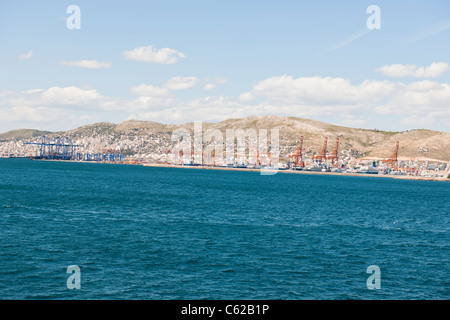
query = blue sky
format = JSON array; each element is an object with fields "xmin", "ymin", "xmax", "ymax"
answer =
[{"xmin": 1, "ymin": 0, "xmax": 450, "ymax": 132}]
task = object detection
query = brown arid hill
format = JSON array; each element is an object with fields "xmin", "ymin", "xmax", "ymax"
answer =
[
  {"xmin": 0, "ymin": 129, "xmax": 52, "ymax": 140},
  {"xmin": 177, "ymin": 115, "xmax": 450, "ymax": 162},
  {"xmin": 1, "ymin": 115, "xmax": 449, "ymax": 161}
]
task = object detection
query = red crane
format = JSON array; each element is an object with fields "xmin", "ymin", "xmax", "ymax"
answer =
[
  {"xmin": 313, "ymin": 137, "xmax": 328, "ymax": 163},
  {"xmin": 327, "ymin": 138, "xmax": 339, "ymax": 166},
  {"xmin": 289, "ymin": 136, "xmax": 304, "ymax": 168},
  {"xmin": 252, "ymin": 147, "xmax": 261, "ymax": 166},
  {"xmin": 383, "ymin": 141, "xmax": 399, "ymax": 170},
  {"xmin": 266, "ymin": 147, "xmax": 272, "ymax": 166}
]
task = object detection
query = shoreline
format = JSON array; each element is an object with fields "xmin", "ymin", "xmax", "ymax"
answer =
[
  {"xmin": 3, "ymin": 158, "xmax": 448, "ymax": 182},
  {"xmin": 142, "ymin": 163, "xmax": 450, "ymax": 182}
]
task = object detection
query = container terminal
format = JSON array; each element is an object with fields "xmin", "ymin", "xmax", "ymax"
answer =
[{"xmin": 1, "ymin": 135, "xmax": 449, "ymax": 180}]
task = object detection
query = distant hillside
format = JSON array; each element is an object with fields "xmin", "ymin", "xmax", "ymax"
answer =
[
  {"xmin": 0, "ymin": 129, "xmax": 52, "ymax": 140},
  {"xmin": 1, "ymin": 116, "xmax": 449, "ymax": 161},
  {"xmin": 178, "ymin": 115, "xmax": 450, "ymax": 161}
]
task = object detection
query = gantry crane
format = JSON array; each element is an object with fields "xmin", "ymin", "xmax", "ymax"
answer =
[
  {"xmin": 313, "ymin": 137, "xmax": 328, "ymax": 163},
  {"xmin": 327, "ymin": 138, "xmax": 339, "ymax": 167},
  {"xmin": 289, "ymin": 136, "xmax": 304, "ymax": 168},
  {"xmin": 383, "ymin": 141, "xmax": 399, "ymax": 170},
  {"xmin": 24, "ymin": 136, "xmax": 79, "ymax": 160}
]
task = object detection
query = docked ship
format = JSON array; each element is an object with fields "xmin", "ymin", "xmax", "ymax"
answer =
[{"xmin": 358, "ymin": 166, "xmax": 379, "ymax": 174}]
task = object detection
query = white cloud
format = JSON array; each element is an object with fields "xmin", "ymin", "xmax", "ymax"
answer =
[
  {"xmin": 376, "ymin": 64, "xmax": 416, "ymax": 78},
  {"xmin": 130, "ymin": 84, "xmax": 170, "ymax": 97},
  {"xmin": 18, "ymin": 50, "xmax": 33, "ymax": 60},
  {"xmin": 375, "ymin": 80, "xmax": 450, "ymax": 116},
  {"xmin": 126, "ymin": 95, "xmax": 176, "ymax": 111},
  {"xmin": 0, "ymin": 106, "xmax": 50, "ymax": 123},
  {"xmin": 128, "ymin": 84, "xmax": 175, "ymax": 110},
  {"xmin": 131, "ymin": 76, "xmax": 224, "ymax": 95},
  {"xmin": 239, "ymin": 75, "xmax": 395, "ymax": 107},
  {"xmin": 213, "ymin": 77, "xmax": 228, "ymax": 85},
  {"xmin": 238, "ymin": 91, "xmax": 253, "ymax": 102},
  {"xmin": 0, "ymin": 86, "xmax": 123, "ymax": 131},
  {"xmin": 0, "ymin": 86, "xmax": 121, "ymax": 114},
  {"xmin": 132, "ymin": 96, "xmax": 249, "ymax": 123},
  {"xmin": 237, "ymin": 75, "xmax": 450, "ymax": 129},
  {"xmin": 204, "ymin": 83, "xmax": 216, "ymax": 91},
  {"xmin": 376, "ymin": 62, "xmax": 449, "ymax": 78},
  {"xmin": 122, "ymin": 45, "xmax": 186, "ymax": 64},
  {"xmin": 341, "ymin": 118, "xmax": 368, "ymax": 128},
  {"xmin": 203, "ymin": 77, "xmax": 228, "ymax": 91},
  {"xmin": 400, "ymin": 115, "xmax": 436, "ymax": 128},
  {"xmin": 163, "ymin": 76, "xmax": 199, "ymax": 90},
  {"xmin": 2, "ymin": 75, "xmax": 449, "ymax": 132},
  {"xmin": 61, "ymin": 60, "xmax": 111, "ymax": 69}
]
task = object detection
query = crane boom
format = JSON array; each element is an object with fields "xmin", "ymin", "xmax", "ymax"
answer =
[
  {"xmin": 383, "ymin": 141, "xmax": 400, "ymax": 170},
  {"xmin": 289, "ymin": 136, "xmax": 304, "ymax": 168},
  {"xmin": 327, "ymin": 138, "xmax": 339, "ymax": 166},
  {"xmin": 313, "ymin": 137, "xmax": 328, "ymax": 162}
]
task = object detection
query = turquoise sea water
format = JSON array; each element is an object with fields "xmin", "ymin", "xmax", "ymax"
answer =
[{"xmin": 0, "ymin": 158, "xmax": 448, "ymax": 299}]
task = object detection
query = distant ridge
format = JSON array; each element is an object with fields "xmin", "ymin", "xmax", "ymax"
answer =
[
  {"xmin": 0, "ymin": 129, "xmax": 52, "ymax": 140},
  {"xmin": 1, "ymin": 115, "xmax": 449, "ymax": 161}
]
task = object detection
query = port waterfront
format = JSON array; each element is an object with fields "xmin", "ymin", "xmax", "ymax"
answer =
[
  {"xmin": 4, "ymin": 151, "xmax": 448, "ymax": 181},
  {"xmin": 141, "ymin": 162, "xmax": 450, "ymax": 181},
  {"xmin": 2, "ymin": 122, "xmax": 449, "ymax": 180}
]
